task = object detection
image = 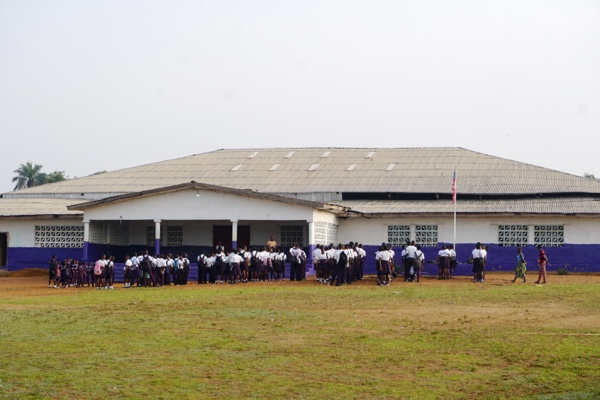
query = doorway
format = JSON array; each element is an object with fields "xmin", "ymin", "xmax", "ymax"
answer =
[
  {"xmin": 0, "ymin": 233, "xmax": 7, "ymax": 267},
  {"xmin": 213, "ymin": 225, "xmax": 250, "ymax": 250}
]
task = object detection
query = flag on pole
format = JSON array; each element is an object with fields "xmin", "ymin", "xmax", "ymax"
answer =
[{"xmin": 451, "ymin": 169, "xmax": 457, "ymax": 204}]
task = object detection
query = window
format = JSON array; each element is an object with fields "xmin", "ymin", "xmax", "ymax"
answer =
[
  {"xmin": 535, "ymin": 225, "xmax": 564, "ymax": 247},
  {"xmin": 388, "ymin": 225, "xmax": 410, "ymax": 246},
  {"xmin": 498, "ymin": 225, "xmax": 528, "ymax": 247},
  {"xmin": 35, "ymin": 226, "xmax": 84, "ymax": 248},
  {"xmin": 415, "ymin": 225, "xmax": 438, "ymax": 247},
  {"xmin": 146, "ymin": 226, "xmax": 164, "ymax": 248},
  {"xmin": 166, "ymin": 226, "xmax": 183, "ymax": 247},
  {"xmin": 314, "ymin": 222, "xmax": 338, "ymax": 245},
  {"xmin": 280, "ymin": 225, "xmax": 304, "ymax": 248}
]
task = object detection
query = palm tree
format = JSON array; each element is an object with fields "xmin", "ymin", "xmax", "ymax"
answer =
[{"xmin": 12, "ymin": 162, "xmax": 45, "ymax": 190}]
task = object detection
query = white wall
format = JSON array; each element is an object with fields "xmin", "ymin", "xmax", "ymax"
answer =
[
  {"xmin": 83, "ymin": 189, "xmax": 315, "ymax": 222},
  {"xmin": 0, "ymin": 218, "xmax": 82, "ymax": 247},
  {"xmin": 339, "ymin": 215, "xmax": 600, "ymax": 246}
]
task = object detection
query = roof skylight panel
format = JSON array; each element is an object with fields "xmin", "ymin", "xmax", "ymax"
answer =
[
  {"xmin": 386, "ymin": 164, "xmax": 396, "ymax": 171},
  {"xmin": 269, "ymin": 164, "xmax": 280, "ymax": 171},
  {"xmin": 366, "ymin": 151, "xmax": 375, "ymax": 158},
  {"xmin": 248, "ymin": 152, "xmax": 259, "ymax": 159},
  {"xmin": 285, "ymin": 151, "xmax": 295, "ymax": 159},
  {"xmin": 321, "ymin": 151, "xmax": 331, "ymax": 158},
  {"xmin": 347, "ymin": 164, "xmax": 357, "ymax": 171},
  {"xmin": 308, "ymin": 164, "xmax": 320, "ymax": 171},
  {"xmin": 231, "ymin": 164, "xmax": 242, "ymax": 171}
]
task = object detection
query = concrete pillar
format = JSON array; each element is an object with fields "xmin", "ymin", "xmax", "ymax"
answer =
[
  {"xmin": 83, "ymin": 220, "xmax": 90, "ymax": 262},
  {"xmin": 231, "ymin": 220, "xmax": 238, "ymax": 250},
  {"xmin": 154, "ymin": 220, "xmax": 161, "ymax": 255},
  {"xmin": 307, "ymin": 221, "xmax": 316, "ymax": 276}
]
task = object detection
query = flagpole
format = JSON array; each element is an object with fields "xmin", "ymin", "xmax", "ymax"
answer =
[{"xmin": 453, "ymin": 168, "xmax": 457, "ymax": 250}]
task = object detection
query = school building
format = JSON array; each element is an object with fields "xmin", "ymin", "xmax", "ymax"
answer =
[{"xmin": 1, "ymin": 147, "xmax": 600, "ymax": 276}]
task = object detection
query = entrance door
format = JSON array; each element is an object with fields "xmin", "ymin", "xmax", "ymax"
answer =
[
  {"xmin": 213, "ymin": 225, "xmax": 251, "ymax": 250},
  {"xmin": 237, "ymin": 226, "xmax": 250, "ymax": 248},
  {"xmin": 0, "ymin": 233, "xmax": 7, "ymax": 267}
]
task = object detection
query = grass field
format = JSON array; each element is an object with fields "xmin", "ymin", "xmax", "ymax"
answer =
[{"xmin": 0, "ymin": 272, "xmax": 599, "ymax": 400}]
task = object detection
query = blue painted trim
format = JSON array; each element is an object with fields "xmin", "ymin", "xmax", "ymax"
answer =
[
  {"xmin": 6, "ymin": 243, "xmax": 600, "ymax": 276},
  {"xmin": 154, "ymin": 239, "xmax": 160, "ymax": 256}
]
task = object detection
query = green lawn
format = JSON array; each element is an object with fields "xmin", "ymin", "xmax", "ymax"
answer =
[{"xmin": 0, "ymin": 274, "xmax": 599, "ymax": 399}]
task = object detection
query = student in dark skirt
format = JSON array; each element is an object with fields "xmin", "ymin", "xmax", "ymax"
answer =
[{"xmin": 48, "ymin": 255, "xmax": 58, "ymax": 288}]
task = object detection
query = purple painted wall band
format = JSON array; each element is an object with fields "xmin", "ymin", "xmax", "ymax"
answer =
[{"xmin": 155, "ymin": 239, "xmax": 160, "ymax": 256}]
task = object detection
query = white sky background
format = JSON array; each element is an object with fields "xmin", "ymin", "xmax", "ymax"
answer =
[{"xmin": 1, "ymin": 0, "xmax": 599, "ymax": 193}]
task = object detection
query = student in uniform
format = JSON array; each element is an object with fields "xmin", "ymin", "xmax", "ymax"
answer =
[
  {"xmin": 448, "ymin": 245, "xmax": 457, "ymax": 278},
  {"xmin": 229, "ymin": 250, "xmax": 243, "ymax": 284},
  {"xmin": 105, "ymin": 256, "xmax": 115, "ymax": 289},
  {"xmin": 242, "ymin": 247, "xmax": 251, "ymax": 283},
  {"xmin": 197, "ymin": 253, "xmax": 207, "ymax": 284},
  {"xmin": 325, "ymin": 244, "xmax": 336, "ymax": 284},
  {"xmin": 124, "ymin": 255, "xmax": 133, "ymax": 288},
  {"xmin": 376, "ymin": 245, "xmax": 392, "ymax": 286},
  {"xmin": 404, "ymin": 241, "xmax": 417, "ymax": 282},
  {"xmin": 94, "ymin": 255, "xmax": 106, "ymax": 289},
  {"xmin": 357, "ymin": 244, "xmax": 366, "ymax": 280},
  {"xmin": 471, "ymin": 243, "xmax": 483, "ymax": 283},
  {"xmin": 206, "ymin": 253, "xmax": 216, "ymax": 284},
  {"xmin": 481, "ymin": 245, "xmax": 489, "ymax": 283},
  {"xmin": 437, "ymin": 246, "xmax": 450, "ymax": 280},
  {"xmin": 215, "ymin": 249, "xmax": 225, "ymax": 283},
  {"xmin": 333, "ymin": 244, "xmax": 348, "ymax": 286},
  {"xmin": 140, "ymin": 252, "xmax": 152, "ymax": 288},
  {"xmin": 48, "ymin": 255, "xmax": 59, "ymax": 288},
  {"xmin": 289, "ymin": 244, "xmax": 302, "ymax": 282},
  {"xmin": 155, "ymin": 254, "xmax": 165, "ymax": 287},
  {"xmin": 414, "ymin": 245, "xmax": 425, "ymax": 283},
  {"xmin": 313, "ymin": 244, "xmax": 325, "ymax": 283}
]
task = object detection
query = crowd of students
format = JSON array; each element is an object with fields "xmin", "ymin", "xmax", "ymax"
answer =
[
  {"xmin": 47, "ymin": 255, "xmax": 116, "ymax": 289},
  {"xmin": 51, "ymin": 239, "xmax": 563, "ymax": 291}
]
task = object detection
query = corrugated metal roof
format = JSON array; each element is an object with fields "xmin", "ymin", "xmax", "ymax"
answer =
[
  {"xmin": 0, "ymin": 198, "xmax": 83, "ymax": 218},
  {"xmin": 68, "ymin": 182, "xmax": 349, "ymax": 213},
  {"xmin": 6, "ymin": 147, "xmax": 600, "ymax": 197},
  {"xmin": 338, "ymin": 198, "xmax": 600, "ymax": 215}
]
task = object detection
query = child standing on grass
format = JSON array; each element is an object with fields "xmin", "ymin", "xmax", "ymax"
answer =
[
  {"xmin": 94, "ymin": 255, "xmax": 106, "ymax": 290},
  {"xmin": 60, "ymin": 260, "xmax": 70, "ymax": 288},
  {"xmin": 48, "ymin": 255, "xmax": 58, "ymax": 288}
]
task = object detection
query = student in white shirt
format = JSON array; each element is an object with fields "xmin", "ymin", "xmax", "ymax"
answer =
[
  {"xmin": 404, "ymin": 241, "xmax": 418, "ymax": 282},
  {"xmin": 471, "ymin": 243, "xmax": 484, "ymax": 283},
  {"xmin": 376, "ymin": 245, "xmax": 393, "ymax": 286},
  {"xmin": 414, "ymin": 245, "xmax": 425, "ymax": 283}
]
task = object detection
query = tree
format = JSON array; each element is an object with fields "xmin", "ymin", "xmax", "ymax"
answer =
[
  {"xmin": 44, "ymin": 171, "xmax": 68, "ymax": 184},
  {"xmin": 12, "ymin": 162, "xmax": 45, "ymax": 190},
  {"xmin": 583, "ymin": 172, "xmax": 596, "ymax": 180},
  {"xmin": 12, "ymin": 164, "xmax": 69, "ymax": 190}
]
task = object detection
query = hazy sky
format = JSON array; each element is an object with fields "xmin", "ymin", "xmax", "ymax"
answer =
[{"xmin": 1, "ymin": 1, "xmax": 599, "ymax": 193}]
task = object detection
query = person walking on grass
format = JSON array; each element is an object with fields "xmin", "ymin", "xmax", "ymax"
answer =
[
  {"xmin": 511, "ymin": 247, "xmax": 527, "ymax": 283},
  {"xmin": 535, "ymin": 245, "xmax": 549, "ymax": 284}
]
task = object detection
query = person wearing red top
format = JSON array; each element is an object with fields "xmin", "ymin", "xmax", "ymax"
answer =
[{"xmin": 535, "ymin": 245, "xmax": 549, "ymax": 284}]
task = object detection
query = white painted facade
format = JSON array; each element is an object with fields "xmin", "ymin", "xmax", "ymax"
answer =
[
  {"xmin": 0, "ymin": 218, "xmax": 82, "ymax": 248},
  {"xmin": 340, "ymin": 215, "xmax": 600, "ymax": 246}
]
